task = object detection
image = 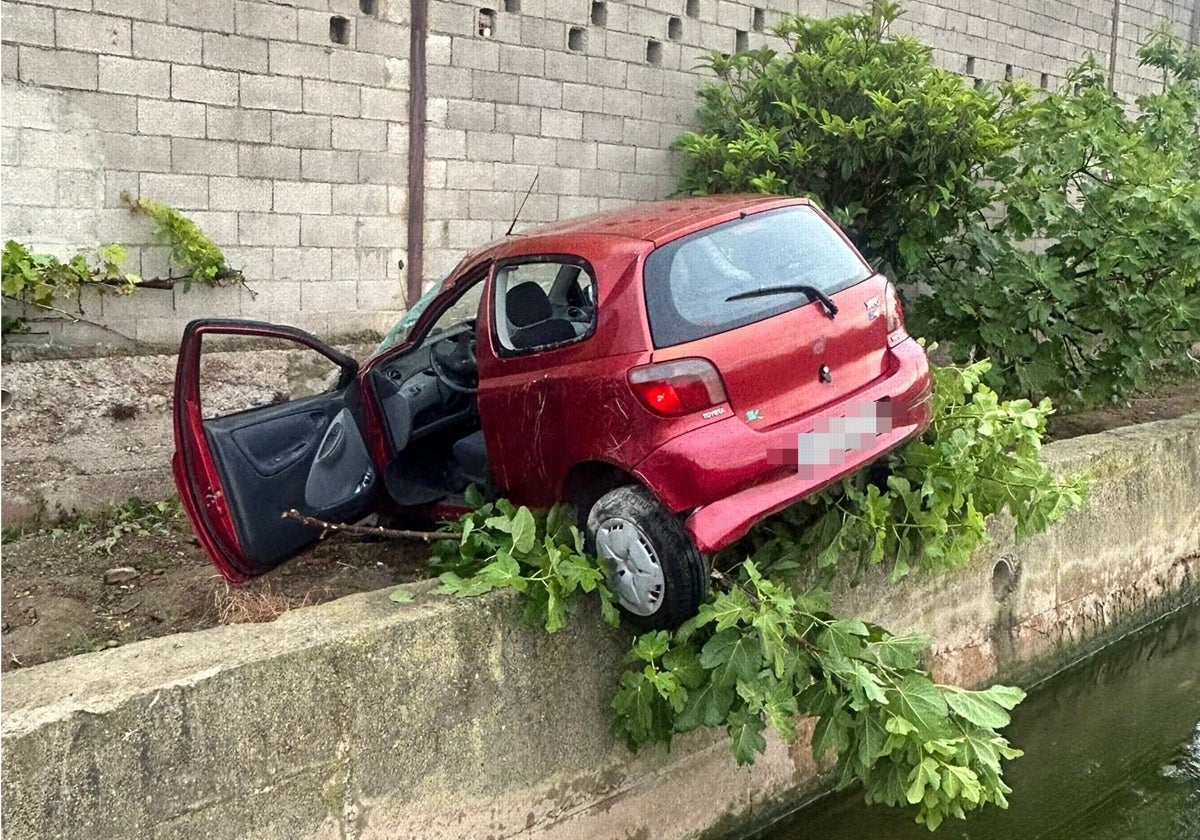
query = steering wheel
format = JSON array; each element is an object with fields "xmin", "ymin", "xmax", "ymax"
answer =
[{"xmin": 429, "ymin": 331, "xmax": 478, "ymax": 394}]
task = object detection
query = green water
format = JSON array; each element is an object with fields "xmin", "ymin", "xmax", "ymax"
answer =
[{"xmin": 753, "ymin": 602, "xmax": 1200, "ymax": 840}]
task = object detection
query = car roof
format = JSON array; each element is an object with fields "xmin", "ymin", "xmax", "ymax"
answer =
[{"xmin": 458, "ymin": 194, "xmax": 813, "ymax": 266}]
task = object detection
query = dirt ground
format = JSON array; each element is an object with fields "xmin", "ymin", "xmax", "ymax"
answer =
[{"xmin": 2, "ymin": 374, "xmax": 1198, "ymax": 673}]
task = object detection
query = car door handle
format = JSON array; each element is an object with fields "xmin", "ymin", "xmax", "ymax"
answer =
[{"xmin": 315, "ymin": 419, "xmax": 346, "ymax": 462}]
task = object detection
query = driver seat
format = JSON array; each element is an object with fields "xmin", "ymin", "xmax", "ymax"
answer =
[{"xmin": 506, "ymin": 282, "xmax": 576, "ymax": 350}]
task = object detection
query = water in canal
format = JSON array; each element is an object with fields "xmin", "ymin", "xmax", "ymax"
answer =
[{"xmin": 753, "ymin": 601, "xmax": 1200, "ymax": 840}]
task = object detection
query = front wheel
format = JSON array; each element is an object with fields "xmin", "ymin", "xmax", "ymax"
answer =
[{"xmin": 586, "ymin": 485, "xmax": 708, "ymax": 631}]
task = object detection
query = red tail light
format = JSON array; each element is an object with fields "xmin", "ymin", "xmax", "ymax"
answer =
[
  {"xmin": 884, "ymin": 281, "xmax": 907, "ymax": 346},
  {"xmin": 629, "ymin": 358, "xmax": 728, "ymax": 417}
]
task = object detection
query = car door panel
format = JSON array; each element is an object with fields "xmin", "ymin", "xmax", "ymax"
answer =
[{"xmin": 174, "ymin": 319, "xmax": 379, "ymax": 581}]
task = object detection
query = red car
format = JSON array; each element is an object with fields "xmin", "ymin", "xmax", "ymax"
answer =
[{"xmin": 174, "ymin": 195, "xmax": 931, "ymax": 628}]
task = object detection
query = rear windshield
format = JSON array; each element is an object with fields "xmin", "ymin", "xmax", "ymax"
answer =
[{"xmin": 642, "ymin": 205, "xmax": 872, "ymax": 347}]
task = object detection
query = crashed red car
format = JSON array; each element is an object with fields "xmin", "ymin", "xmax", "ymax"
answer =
[{"xmin": 173, "ymin": 194, "xmax": 931, "ymax": 629}]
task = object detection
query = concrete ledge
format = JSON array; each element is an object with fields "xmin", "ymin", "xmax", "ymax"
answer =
[{"xmin": 3, "ymin": 414, "xmax": 1199, "ymax": 840}]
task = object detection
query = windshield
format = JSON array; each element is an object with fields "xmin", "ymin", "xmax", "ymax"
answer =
[{"xmin": 370, "ymin": 273, "xmax": 451, "ymax": 358}]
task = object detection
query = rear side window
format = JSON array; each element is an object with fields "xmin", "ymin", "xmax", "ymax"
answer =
[{"xmin": 642, "ymin": 205, "xmax": 872, "ymax": 347}]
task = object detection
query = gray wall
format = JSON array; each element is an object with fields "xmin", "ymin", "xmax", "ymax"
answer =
[{"xmin": 1, "ymin": 0, "xmax": 1195, "ymax": 345}]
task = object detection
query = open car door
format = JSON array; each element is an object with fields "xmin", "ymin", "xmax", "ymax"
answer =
[{"xmin": 173, "ymin": 319, "xmax": 380, "ymax": 582}]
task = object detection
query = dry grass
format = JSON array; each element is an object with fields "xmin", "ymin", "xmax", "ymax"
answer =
[{"xmin": 213, "ymin": 583, "xmax": 327, "ymax": 625}]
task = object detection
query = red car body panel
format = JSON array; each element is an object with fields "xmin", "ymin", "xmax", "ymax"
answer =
[{"xmin": 174, "ymin": 194, "xmax": 932, "ymax": 578}]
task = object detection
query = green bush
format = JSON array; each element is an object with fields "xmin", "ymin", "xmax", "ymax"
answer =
[
  {"xmin": 914, "ymin": 42, "xmax": 1200, "ymax": 406},
  {"xmin": 674, "ymin": 0, "xmax": 1018, "ymax": 282}
]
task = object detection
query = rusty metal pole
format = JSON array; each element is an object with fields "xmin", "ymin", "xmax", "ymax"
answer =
[
  {"xmin": 1107, "ymin": 0, "xmax": 1121, "ymax": 93},
  {"xmin": 405, "ymin": 0, "xmax": 428, "ymax": 308}
]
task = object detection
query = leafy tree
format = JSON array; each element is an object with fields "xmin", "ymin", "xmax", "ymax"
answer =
[
  {"xmin": 674, "ymin": 0, "xmax": 1018, "ymax": 282},
  {"xmin": 915, "ymin": 42, "xmax": 1200, "ymax": 405}
]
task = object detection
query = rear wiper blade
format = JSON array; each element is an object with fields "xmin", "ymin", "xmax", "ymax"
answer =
[{"xmin": 725, "ymin": 284, "xmax": 838, "ymax": 319}]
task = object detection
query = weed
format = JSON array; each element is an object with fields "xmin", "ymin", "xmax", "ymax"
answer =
[{"xmin": 214, "ymin": 583, "xmax": 321, "ymax": 625}]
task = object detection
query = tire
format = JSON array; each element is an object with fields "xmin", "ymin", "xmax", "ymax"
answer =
[{"xmin": 586, "ymin": 485, "xmax": 709, "ymax": 631}]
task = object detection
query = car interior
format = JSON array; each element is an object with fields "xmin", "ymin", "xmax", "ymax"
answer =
[{"xmin": 371, "ymin": 261, "xmax": 596, "ymax": 508}]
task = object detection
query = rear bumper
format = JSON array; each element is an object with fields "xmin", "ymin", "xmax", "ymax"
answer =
[{"xmin": 631, "ymin": 338, "xmax": 931, "ymax": 553}]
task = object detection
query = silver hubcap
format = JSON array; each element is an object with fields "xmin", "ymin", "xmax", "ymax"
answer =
[{"xmin": 594, "ymin": 517, "xmax": 665, "ymax": 616}]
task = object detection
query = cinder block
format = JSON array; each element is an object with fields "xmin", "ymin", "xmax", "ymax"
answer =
[
  {"xmin": 241, "ymin": 73, "xmax": 303, "ymax": 111},
  {"xmin": 330, "ymin": 50, "xmax": 387, "ymax": 86},
  {"xmin": 94, "ymin": 0, "xmax": 167, "ymax": 22},
  {"xmin": 586, "ymin": 56, "xmax": 627, "ymax": 88},
  {"xmin": 498, "ymin": 43, "xmax": 545, "ymax": 76},
  {"xmin": 355, "ymin": 19, "xmax": 408, "ymax": 56},
  {"xmin": 300, "ymin": 214, "xmax": 357, "ymax": 247},
  {"xmin": 301, "ymin": 279, "xmax": 358, "ymax": 313},
  {"xmin": 139, "ymin": 171, "xmax": 210, "ymax": 208},
  {"xmin": 427, "ymin": 34, "xmax": 452, "ymax": 66},
  {"xmin": 274, "ymin": 247, "xmax": 332, "ymax": 282},
  {"xmin": 62, "ymin": 90, "xmax": 139, "ymax": 132},
  {"xmin": 298, "ymin": 9, "xmax": 351, "ymax": 47},
  {"xmin": 627, "ymin": 63, "xmax": 665, "ymax": 95},
  {"xmin": 358, "ymin": 151, "xmax": 406, "ymax": 185},
  {"xmin": 519, "ymin": 15, "xmax": 566, "ymax": 50},
  {"xmin": 450, "ymin": 36, "xmax": 500, "ymax": 71},
  {"xmin": 558, "ymin": 194, "xmax": 600, "ymax": 218},
  {"xmin": 471, "ymin": 70, "xmax": 519, "ymax": 104},
  {"xmin": 2, "ymin": 3, "xmax": 55, "ymax": 47},
  {"xmin": 555, "ymin": 139, "xmax": 597, "ymax": 168},
  {"xmin": 512, "ymin": 134, "xmax": 556, "ymax": 163},
  {"xmin": 302, "ymin": 78, "xmax": 362, "ymax": 116},
  {"xmin": 269, "ymin": 41, "xmax": 331, "ymax": 78},
  {"xmin": 583, "ymin": 112, "xmax": 623, "ymax": 143},
  {"xmin": 97, "ymin": 56, "xmax": 169, "ymax": 97},
  {"xmin": 206, "ymin": 106, "xmax": 271, "ymax": 143},
  {"xmin": 238, "ymin": 144, "xmax": 301, "ymax": 179},
  {"xmin": 19, "ymin": 47, "xmax": 98, "ymax": 90},
  {"xmin": 426, "ymin": 126, "xmax": 466, "ymax": 159},
  {"xmin": 238, "ymin": 211, "xmax": 300, "ymax": 246},
  {"xmin": 101, "ymin": 132, "xmax": 172, "ymax": 172},
  {"xmin": 172, "ymin": 137, "xmax": 239, "ymax": 175},
  {"xmin": 219, "ymin": 245, "xmax": 273, "ymax": 284},
  {"xmin": 622, "ymin": 117, "xmax": 660, "ymax": 149},
  {"xmin": 203, "ymin": 32, "xmax": 268, "ymax": 72},
  {"xmin": 424, "ymin": 158, "xmax": 446, "ymax": 189},
  {"xmin": 386, "ymin": 184, "xmax": 406, "ymax": 215},
  {"xmin": 273, "ymin": 180, "xmax": 332, "ymax": 214},
  {"xmin": 597, "ymin": 142, "xmax": 636, "ymax": 172},
  {"xmin": 271, "ymin": 111, "xmax": 331, "ymax": 149},
  {"xmin": 579, "ymin": 167, "xmax": 623, "ymax": 199},
  {"xmin": 332, "ymin": 183, "xmax": 388, "ymax": 214},
  {"xmin": 2, "ymin": 165, "xmax": 59, "ymax": 207},
  {"xmin": 384, "ymin": 55, "xmax": 408, "ymax": 89},
  {"xmin": 544, "ymin": 49, "xmax": 587, "ymax": 82},
  {"xmin": 563, "ymin": 81, "xmax": 604, "ymax": 112},
  {"xmin": 137, "ymin": 98, "xmax": 206, "ymax": 137},
  {"xmin": 467, "ymin": 190, "xmax": 513, "ymax": 220},
  {"xmin": 540, "ymin": 109, "xmax": 582, "ymax": 139},
  {"xmin": 495, "ymin": 103, "xmax": 539, "ymax": 135},
  {"xmin": 233, "ymin": 1, "xmax": 297, "ymax": 40},
  {"xmin": 2, "ymin": 47, "xmax": 17, "ymax": 79},
  {"xmin": 132, "ymin": 22, "xmax": 202, "ymax": 63},
  {"xmin": 56, "ymin": 10, "xmax": 132, "ymax": 55},
  {"xmin": 465, "ymin": 130, "xmax": 513, "ymax": 161},
  {"xmin": 444, "ymin": 98, "xmax": 494, "ymax": 131},
  {"xmin": 517, "ymin": 75, "xmax": 562, "ymax": 108},
  {"xmin": 604, "ymin": 31, "xmax": 645, "ymax": 64},
  {"xmin": 209, "ymin": 176, "xmax": 272, "ymax": 211},
  {"xmin": 603, "ymin": 87, "xmax": 643, "ymax": 119},
  {"xmin": 360, "ymin": 87, "xmax": 409, "ymax": 122},
  {"xmin": 19, "ymin": 128, "xmax": 98, "ymax": 169},
  {"xmin": 356, "ymin": 216, "xmax": 403, "ymax": 247},
  {"xmin": 183, "ymin": 209, "xmax": 238, "ymax": 244},
  {"xmin": 356, "ymin": 278, "xmax": 403, "ymax": 312},
  {"xmin": 426, "ymin": 64, "xmax": 472, "ymax": 99},
  {"xmin": 331, "ymin": 117, "xmax": 386, "ymax": 151},
  {"xmin": 300, "ymin": 148, "xmax": 359, "ymax": 183},
  {"xmin": 167, "ymin": 0, "xmax": 235, "ymax": 33}
]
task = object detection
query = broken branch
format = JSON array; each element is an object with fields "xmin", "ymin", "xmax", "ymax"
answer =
[{"xmin": 281, "ymin": 509, "xmax": 458, "ymax": 542}]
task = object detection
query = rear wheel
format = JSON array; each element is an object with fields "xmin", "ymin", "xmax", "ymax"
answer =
[{"xmin": 586, "ymin": 485, "xmax": 708, "ymax": 631}]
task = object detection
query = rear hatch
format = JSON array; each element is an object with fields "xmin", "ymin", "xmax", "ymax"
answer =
[{"xmin": 642, "ymin": 204, "xmax": 888, "ymax": 426}]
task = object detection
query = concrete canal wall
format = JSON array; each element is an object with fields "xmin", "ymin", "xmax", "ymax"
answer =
[{"xmin": 3, "ymin": 413, "xmax": 1198, "ymax": 840}]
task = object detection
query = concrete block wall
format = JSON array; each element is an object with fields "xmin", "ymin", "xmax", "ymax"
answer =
[
  {"xmin": 1, "ymin": 0, "xmax": 1196, "ymax": 346},
  {"xmin": 1, "ymin": 0, "xmax": 413, "ymax": 343}
]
